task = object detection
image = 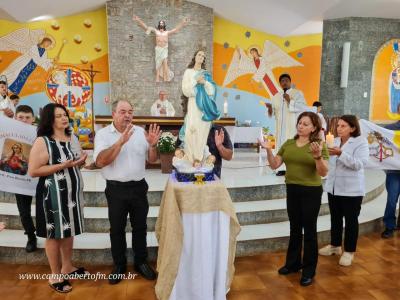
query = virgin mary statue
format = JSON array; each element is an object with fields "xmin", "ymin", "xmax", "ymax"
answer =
[{"xmin": 180, "ymin": 50, "xmax": 220, "ymax": 163}]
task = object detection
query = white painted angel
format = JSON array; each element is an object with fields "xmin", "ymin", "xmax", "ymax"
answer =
[
  {"xmin": 223, "ymin": 40, "xmax": 303, "ymax": 97},
  {"xmin": 0, "ymin": 28, "xmax": 56, "ymax": 95}
]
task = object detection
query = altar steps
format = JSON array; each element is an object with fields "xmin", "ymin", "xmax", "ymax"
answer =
[
  {"xmin": 0, "ymin": 149, "xmax": 388, "ymax": 265},
  {"xmin": 0, "ymin": 190, "xmax": 387, "ymax": 265},
  {"xmin": 0, "ymin": 182, "xmax": 384, "ymax": 232}
]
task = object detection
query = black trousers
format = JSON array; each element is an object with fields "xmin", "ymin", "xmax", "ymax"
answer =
[
  {"xmin": 285, "ymin": 184, "xmax": 322, "ymax": 278},
  {"xmin": 105, "ymin": 179, "xmax": 149, "ymax": 266},
  {"xmin": 15, "ymin": 194, "xmax": 35, "ymax": 238},
  {"xmin": 328, "ymin": 193, "xmax": 363, "ymax": 252}
]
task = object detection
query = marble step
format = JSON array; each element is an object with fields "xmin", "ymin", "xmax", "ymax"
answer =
[
  {"xmin": 0, "ymin": 191, "xmax": 388, "ymax": 265},
  {"xmin": 0, "ymin": 182, "xmax": 384, "ymax": 232},
  {"xmin": 0, "ymin": 184, "xmax": 287, "ymax": 206},
  {"xmin": 0, "ymin": 169, "xmax": 385, "ymax": 207}
]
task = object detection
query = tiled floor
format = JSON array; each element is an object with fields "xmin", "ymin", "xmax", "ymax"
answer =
[{"xmin": 0, "ymin": 231, "xmax": 399, "ymax": 300}]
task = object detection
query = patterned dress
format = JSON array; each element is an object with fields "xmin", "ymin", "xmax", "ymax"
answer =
[{"xmin": 35, "ymin": 136, "xmax": 84, "ymax": 239}]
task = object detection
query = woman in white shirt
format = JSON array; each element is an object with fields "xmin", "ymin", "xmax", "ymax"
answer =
[{"xmin": 319, "ymin": 115, "xmax": 369, "ymax": 266}]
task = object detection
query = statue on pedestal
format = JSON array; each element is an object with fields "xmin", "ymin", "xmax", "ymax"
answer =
[{"xmin": 173, "ymin": 50, "xmax": 220, "ymax": 177}]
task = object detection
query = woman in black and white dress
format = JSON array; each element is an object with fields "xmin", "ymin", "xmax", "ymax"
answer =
[{"xmin": 29, "ymin": 103, "xmax": 88, "ymax": 293}]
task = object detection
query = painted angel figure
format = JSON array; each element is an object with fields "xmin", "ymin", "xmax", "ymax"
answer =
[
  {"xmin": 133, "ymin": 15, "xmax": 190, "ymax": 82},
  {"xmin": 0, "ymin": 28, "xmax": 56, "ymax": 95},
  {"xmin": 223, "ymin": 40, "xmax": 303, "ymax": 97}
]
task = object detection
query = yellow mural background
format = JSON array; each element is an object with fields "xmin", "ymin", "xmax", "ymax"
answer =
[
  {"xmin": 213, "ymin": 16, "xmax": 322, "ymax": 104},
  {"xmin": 0, "ymin": 8, "xmax": 109, "ymax": 97},
  {"xmin": 370, "ymin": 39, "xmax": 400, "ymax": 122}
]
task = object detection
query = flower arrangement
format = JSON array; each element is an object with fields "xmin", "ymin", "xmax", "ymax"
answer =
[{"xmin": 157, "ymin": 132, "xmax": 177, "ymax": 153}]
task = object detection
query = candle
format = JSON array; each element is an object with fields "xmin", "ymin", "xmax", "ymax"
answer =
[
  {"xmin": 326, "ymin": 132, "xmax": 334, "ymax": 148},
  {"xmin": 223, "ymin": 101, "xmax": 228, "ymax": 115}
]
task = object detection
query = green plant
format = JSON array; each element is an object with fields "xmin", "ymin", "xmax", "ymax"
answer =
[
  {"xmin": 157, "ymin": 132, "xmax": 177, "ymax": 153},
  {"xmin": 262, "ymin": 127, "xmax": 270, "ymax": 135}
]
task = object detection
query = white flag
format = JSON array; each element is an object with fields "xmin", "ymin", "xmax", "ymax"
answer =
[{"xmin": 360, "ymin": 119, "xmax": 400, "ymax": 170}]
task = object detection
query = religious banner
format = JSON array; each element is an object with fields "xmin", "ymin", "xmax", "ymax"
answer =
[
  {"xmin": 0, "ymin": 116, "xmax": 37, "ymax": 196},
  {"xmin": 360, "ymin": 119, "xmax": 400, "ymax": 170}
]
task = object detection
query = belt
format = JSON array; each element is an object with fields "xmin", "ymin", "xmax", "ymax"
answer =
[{"xmin": 106, "ymin": 179, "xmax": 145, "ymax": 187}]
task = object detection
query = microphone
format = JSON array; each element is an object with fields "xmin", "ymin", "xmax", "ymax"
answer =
[{"xmin": 283, "ymin": 88, "xmax": 288, "ymax": 102}]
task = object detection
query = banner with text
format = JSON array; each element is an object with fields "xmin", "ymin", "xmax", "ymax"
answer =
[{"xmin": 0, "ymin": 116, "xmax": 37, "ymax": 196}]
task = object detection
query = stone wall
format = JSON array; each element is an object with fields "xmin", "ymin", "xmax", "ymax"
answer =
[
  {"xmin": 107, "ymin": 0, "xmax": 213, "ymax": 116},
  {"xmin": 319, "ymin": 17, "xmax": 400, "ymax": 119}
]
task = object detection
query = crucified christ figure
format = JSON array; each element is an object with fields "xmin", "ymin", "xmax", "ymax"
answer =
[{"xmin": 133, "ymin": 15, "xmax": 190, "ymax": 82}]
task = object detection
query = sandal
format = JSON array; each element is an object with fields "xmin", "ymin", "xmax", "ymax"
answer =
[
  {"xmin": 68, "ymin": 267, "xmax": 89, "ymax": 276},
  {"xmin": 48, "ymin": 280, "xmax": 72, "ymax": 293}
]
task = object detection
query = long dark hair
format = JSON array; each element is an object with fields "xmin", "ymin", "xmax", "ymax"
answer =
[
  {"xmin": 37, "ymin": 103, "xmax": 71, "ymax": 137},
  {"xmin": 187, "ymin": 50, "xmax": 206, "ymax": 69},
  {"xmin": 294, "ymin": 111, "xmax": 321, "ymax": 142},
  {"xmin": 157, "ymin": 20, "xmax": 166, "ymax": 30},
  {"xmin": 339, "ymin": 115, "xmax": 361, "ymax": 137},
  {"xmin": 250, "ymin": 48, "xmax": 261, "ymax": 57}
]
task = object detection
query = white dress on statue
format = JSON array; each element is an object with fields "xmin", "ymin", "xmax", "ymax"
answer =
[{"xmin": 182, "ymin": 68, "xmax": 215, "ymax": 162}]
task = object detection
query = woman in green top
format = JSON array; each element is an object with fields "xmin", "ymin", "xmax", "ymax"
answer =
[{"xmin": 260, "ymin": 111, "xmax": 329, "ymax": 287}]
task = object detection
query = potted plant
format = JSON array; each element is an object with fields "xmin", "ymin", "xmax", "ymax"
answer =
[{"xmin": 157, "ymin": 132, "xmax": 177, "ymax": 173}]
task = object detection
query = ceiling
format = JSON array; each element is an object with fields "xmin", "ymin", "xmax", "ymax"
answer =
[{"xmin": 1, "ymin": 0, "xmax": 400, "ymax": 36}]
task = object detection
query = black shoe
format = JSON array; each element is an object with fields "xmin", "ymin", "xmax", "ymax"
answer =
[
  {"xmin": 134, "ymin": 262, "xmax": 157, "ymax": 280},
  {"xmin": 26, "ymin": 237, "xmax": 37, "ymax": 253},
  {"xmin": 276, "ymin": 171, "xmax": 286, "ymax": 176},
  {"xmin": 108, "ymin": 265, "xmax": 127, "ymax": 285},
  {"xmin": 300, "ymin": 276, "xmax": 313, "ymax": 286},
  {"xmin": 381, "ymin": 228, "xmax": 394, "ymax": 239},
  {"xmin": 278, "ymin": 266, "xmax": 300, "ymax": 275}
]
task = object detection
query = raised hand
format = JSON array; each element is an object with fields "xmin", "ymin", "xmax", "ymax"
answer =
[
  {"xmin": 264, "ymin": 103, "xmax": 273, "ymax": 117},
  {"xmin": 215, "ymin": 129, "xmax": 224, "ymax": 147},
  {"xmin": 283, "ymin": 93, "xmax": 291, "ymax": 103},
  {"xmin": 63, "ymin": 152, "xmax": 88, "ymax": 169},
  {"xmin": 145, "ymin": 124, "xmax": 161, "ymax": 146},
  {"xmin": 258, "ymin": 138, "xmax": 272, "ymax": 150},
  {"xmin": 118, "ymin": 124, "xmax": 134, "ymax": 146},
  {"xmin": 310, "ymin": 141, "xmax": 323, "ymax": 157},
  {"xmin": 328, "ymin": 146, "xmax": 342, "ymax": 156},
  {"xmin": 75, "ymin": 152, "xmax": 88, "ymax": 167},
  {"xmin": 3, "ymin": 107, "xmax": 14, "ymax": 118}
]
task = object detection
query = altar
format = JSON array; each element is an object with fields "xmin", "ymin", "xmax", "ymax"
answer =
[
  {"xmin": 95, "ymin": 115, "xmax": 236, "ymax": 131},
  {"xmin": 155, "ymin": 174, "xmax": 241, "ymax": 300}
]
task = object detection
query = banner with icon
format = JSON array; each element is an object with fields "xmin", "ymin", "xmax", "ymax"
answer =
[
  {"xmin": 0, "ymin": 116, "xmax": 38, "ymax": 195},
  {"xmin": 360, "ymin": 119, "xmax": 400, "ymax": 170}
]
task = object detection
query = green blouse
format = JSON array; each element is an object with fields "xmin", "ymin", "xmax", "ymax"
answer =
[{"xmin": 277, "ymin": 139, "xmax": 329, "ymax": 186}]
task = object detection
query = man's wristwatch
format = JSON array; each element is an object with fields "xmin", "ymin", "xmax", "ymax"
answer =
[{"xmin": 313, "ymin": 155, "xmax": 322, "ymax": 160}]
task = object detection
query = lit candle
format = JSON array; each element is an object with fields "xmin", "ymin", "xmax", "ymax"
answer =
[
  {"xmin": 223, "ymin": 101, "xmax": 228, "ymax": 115},
  {"xmin": 326, "ymin": 132, "xmax": 334, "ymax": 148}
]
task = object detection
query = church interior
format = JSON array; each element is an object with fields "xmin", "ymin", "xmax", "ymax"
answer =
[{"xmin": 0, "ymin": 0, "xmax": 399, "ymax": 299}]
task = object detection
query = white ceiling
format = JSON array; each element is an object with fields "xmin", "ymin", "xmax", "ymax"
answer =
[{"xmin": 1, "ymin": 0, "xmax": 400, "ymax": 36}]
